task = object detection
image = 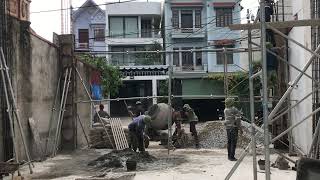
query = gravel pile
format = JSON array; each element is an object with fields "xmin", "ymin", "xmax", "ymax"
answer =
[{"xmin": 198, "ymin": 121, "xmax": 265, "ymax": 149}]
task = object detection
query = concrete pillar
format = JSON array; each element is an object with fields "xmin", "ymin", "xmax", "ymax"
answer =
[
  {"xmin": 152, "ymin": 17, "xmax": 155, "ymax": 38},
  {"xmin": 152, "ymin": 78, "xmax": 157, "ymax": 104},
  {"xmin": 59, "ymin": 34, "xmax": 77, "ymax": 151},
  {"xmin": 193, "ymin": 48, "xmax": 196, "ymax": 70},
  {"xmin": 138, "ymin": 16, "xmax": 141, "ymax": 38}
]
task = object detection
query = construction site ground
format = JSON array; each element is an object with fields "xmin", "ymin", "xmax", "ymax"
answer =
[{"xmin": 6, "ymin": 144, "xmax": 297, "ymax": 180}]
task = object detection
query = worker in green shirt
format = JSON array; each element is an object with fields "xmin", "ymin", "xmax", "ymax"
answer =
[{"xmin": 224, "ymin": 98, "xmax": 242, "ymax": 161}]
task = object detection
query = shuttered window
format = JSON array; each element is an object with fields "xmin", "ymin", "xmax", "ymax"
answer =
[{"xmin": 216, "ymin": 8, "xmax": 233, "ymax": 27}]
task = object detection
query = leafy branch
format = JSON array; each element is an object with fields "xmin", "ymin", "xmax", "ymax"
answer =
[{"xmin": 77, "ymin": 54, "xmax": 123, "ymax": 97}]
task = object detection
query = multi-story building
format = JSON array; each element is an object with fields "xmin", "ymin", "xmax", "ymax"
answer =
[
  {"xmin": 72, "ymin": 1, "xmax": 166, "ymax": 117},
  {"xmin": 105, "ymin": 2, "xmax": 167, "ymax": 116},
  {"xmin": 206, "ymin": 0, "xmax": 241, "ymax": 72},
  {"xmin": 164, "ymin": 0, "xmax": 241, "ymax": 120},
  {"xmin": 72, "ymin": 0, "xmax": 106, "ymax": 52}
]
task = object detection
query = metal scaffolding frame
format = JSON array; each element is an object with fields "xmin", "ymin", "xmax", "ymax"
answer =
[
  {"xmin": 224, "ymin": 1, "xmax": 320, "ymax": 179},
  {"xmin": 72, "ymin": 13, "xmax": 320, "ymax": 179}
]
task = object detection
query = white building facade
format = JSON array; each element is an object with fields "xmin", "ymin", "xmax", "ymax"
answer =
[
  {"xmin": 288, "ymin": 0, "xmax": 313, "ymax": 154},
  {"xmin": 105, "ymin": 2, "xmax": 168, "ymax": 116}
]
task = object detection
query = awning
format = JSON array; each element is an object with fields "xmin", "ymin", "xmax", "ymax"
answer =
[
  {"xmin": 171, "ymin": 2, "xmax": 203, "ymax": 7},
  {"xmin": 119, "ymin": 65, "xmax": 169, "ymax": 70},
  {"xmin": 212, "ymin": 2, "xmax": 236, "ymax": 8}
]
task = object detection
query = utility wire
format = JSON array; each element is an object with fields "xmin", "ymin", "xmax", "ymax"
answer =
[{"xmin": 31, "ymin": 0, "xmax": 138, "ymax": 14}]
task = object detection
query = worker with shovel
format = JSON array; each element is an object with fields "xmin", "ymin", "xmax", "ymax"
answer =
[
  {"xmin": 183, "ymin": 104, "xmax": 199, "ymax": 148},
  {"xmin": 224, "ymin": 98, "xmax": 242, "ymax": 161},
  {"xmin": 128, "ymin": 115, "xmax": 152, "ymax": 152}
]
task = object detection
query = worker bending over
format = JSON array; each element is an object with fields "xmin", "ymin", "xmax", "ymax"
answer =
[
  {"xmin": 128, "ymin": 115, "xmax": 151, "ymax": 152},
  {"xmin": 224, "ymin": 98, "xmax": 242, "ymax": 161},
  {"xmin": 172, "ymin": 109, "xmax": 183, "ymax": 147},
  {"xmin": 183, "ymin": 104, "xmax": 199, "ymax": 148},
  {"xmin": 93, "ymin": 104, "xmax": 110, "ymax": 123}
]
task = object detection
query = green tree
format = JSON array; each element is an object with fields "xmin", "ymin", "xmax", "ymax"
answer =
[{"xmin": 78, "ymin": 54, "xmax": 123, "ymax": 97}]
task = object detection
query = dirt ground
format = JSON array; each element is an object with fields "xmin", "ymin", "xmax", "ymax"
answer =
[{"xmin": 6, "ymin": 143, "xmax": 297, "ymax": 180}]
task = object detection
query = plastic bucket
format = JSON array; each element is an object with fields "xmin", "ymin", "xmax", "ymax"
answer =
[
  {"xmin": 258, "ymin": 159, "xmax": 265, "ymax": 170},
  {"xmin": 126, "ymin": 160, "xmax": 137, "ymax": 171}
]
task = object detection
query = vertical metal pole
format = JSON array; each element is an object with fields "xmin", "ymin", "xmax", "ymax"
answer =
[
  {"xmin": 74, "ymin": 67, "xmax": 115, "ymax": 149},
  {"xmin": 168, "ymin": 52, "xmax": 173, "ymax": 154},
  {"xmin": 0, "ymin": 48, "xmax": 33, "ymax": 173},
  {"xmin": 260, "ymin": 0, "xmax": 271, "ymax": 179},
  {"xmin": 54, "ymin": 68, "xmax": 72, "ymax": 156},
  {"xmin": 308, "ymin": 117, "xmax": 320, "ymax": 157},
  {"xmin": 224, "ymin": 48, "xmax": 228, "ymax": 96},
  {"xmin": 61, "ymin": 0, "xmax": 64, "ymax": 34},
  {"xmin": 52, "ymin": 68, "xmax": 69, "ymax": 156},
  {"xmin": 284, "ymin": 34, "xmax": 294, "ymax": 154},
  {"xmin": 0, "ymin": 49, "xmax": 21, "ymax": 175},
  {"xmin": 45, "ymin": 74, "xmax": 62, "ymax": 156},
  {"xmin": 248, "ymin": 27, "xmax": 258, "ymax": 180}
]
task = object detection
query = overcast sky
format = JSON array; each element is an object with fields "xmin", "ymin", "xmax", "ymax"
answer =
[{"xmin": 30, "ymin": 0, "xmax": 259, "ymax": 41}]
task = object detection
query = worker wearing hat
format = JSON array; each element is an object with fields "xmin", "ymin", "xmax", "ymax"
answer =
[
  {"xmin": 133, "ymin": 101, "xmax": 145, "ymax": 117},
  {"xmin": 182, "ymin": 104, "xmax": 199, "ymax": 148},
  {"xmin": 224, "ymin": 98, "xmax": 242, "ymax": 161},
  {"xmin": 128, "ymin": 115, "xmax": 152, "ymax": 152}
]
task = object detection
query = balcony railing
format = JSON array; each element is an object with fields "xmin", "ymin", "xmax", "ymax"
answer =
[
  {"xmin": 171, "ymin": 28, "xmax": 205, "ymax": 38},
  {"xmin": 111, "ymin": 58, "xmax": 163, "ymax": 66},
  {"xmin": 109, "ymin": 31, "xmax": 161, "ymax": 38},
  {"xmin": 76, "ymin": 42, "xmax": 90, "ymax": 50},
  {"xmin": 174, "ymin": 64, "xmax": 207, "ymax": 72}
]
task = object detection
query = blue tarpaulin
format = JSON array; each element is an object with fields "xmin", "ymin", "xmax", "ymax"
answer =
[{"xmin": 91, "ymin": 84, "xmax": 102, "ymax": 100}]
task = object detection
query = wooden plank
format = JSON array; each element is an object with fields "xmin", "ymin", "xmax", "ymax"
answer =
[
  {"xmin": 115, "ymin": 118, "xmax": 124, "ymax": 149},
  {"xmin": 112, "ymin": 118, "xmax": 120, "ymax": 150},
  {"xmin": 110, "ymin": 119, "xmax": 120, "ymax": 150},
  {"xmin": 229, "ymin": 19, "xmax": 320, "ymax": 30},
  {"xmin": 115, "ymin": 118, "xmax": 127, "ymax": 149},
  {"xmin": 117, "ymin": 118, "xmax": 126, "ymax": 149},
  {"xmin": 118, "ymin": 118, "xmax": 128, "ymax": 149},
  {"xmin": 118, "ymin": 118, "xmax": 129, "ymax": 148}
]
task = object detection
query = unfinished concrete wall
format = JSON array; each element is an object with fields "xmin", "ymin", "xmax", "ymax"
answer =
[
  {"xmin": 0, "ymin": 16, "xmax": 60, "ymax": 160},
  {"xmin": 0, "ymin": 17, "xmax": 93, "ymax": 161}
]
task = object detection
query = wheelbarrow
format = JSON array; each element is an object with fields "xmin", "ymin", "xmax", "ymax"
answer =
[{"xmin": 0, "ymin": 162, "xmax": 19, "ymax": 180}]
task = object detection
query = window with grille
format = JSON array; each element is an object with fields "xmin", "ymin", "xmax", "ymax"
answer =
[
  {"xmin": 195, "ymin": 10, "xmax": 201, "ymax": 28},
  {"xmin": 171, "ymin": 9, "xmax": 202, "ymax": 31},
  {"xmin": 216, "ymin": 46, "xmax": 234, "ymax": 65},
  {"xmin": 195, "ymin": 47, "xmax": 202, "ymax": 66},
  {"xmin": 181, "ymin": 10, "xmax": 193, "ymax": 29},
  {"xmin": 78, "ymin": 29, "xmax": 89, "ymax": 43},
  {"xmin": 216, "ymin": 8, "xmax": 233, "ymax": 27},
  {"xmin": 94, "ymin": 28, "xmax": 105, "ymax": 41},
  {"xmin": 172, "ymin": 10, "xmax": 179, "ymax": 29},
  {"xmin": 182, "ymin": 47, "xmax": 193, "ymax": 70}
]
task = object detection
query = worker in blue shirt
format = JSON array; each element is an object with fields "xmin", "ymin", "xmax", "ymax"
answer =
[{"xmin": 128, "ymin": 115, "xmax": 151, "ymax": 152}]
